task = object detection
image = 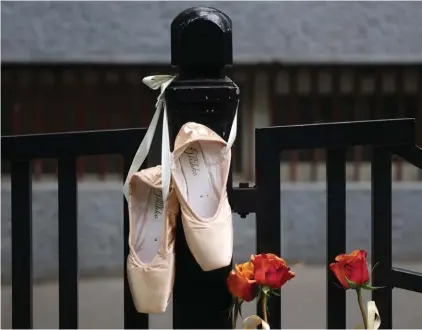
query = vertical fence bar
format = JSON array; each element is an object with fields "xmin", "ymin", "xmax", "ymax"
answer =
[
  {"xmin": 248, "ymin": 67, "xmax": 258, "ymax": 181},
  {"xmin": 33, "ymin": 70, "xmax": 49, "ymax": 180},
  {"xmin": 123, "ymin": 153, "xmax": 149, "ymax": 329},
  {"xmin": 55, "ymin": 70, "xmax": 69, "ymax": 178},
  {"xmin": 57, "ymin": 157, "xmax": 79, "ymax": 329},
  {"xmin": 118, "ymin": 78, "xmax": 129, "ymax": 174},
  {"xmin": 374, "ymin": 70, "xmax": 384, "ymax": 124},
  {"xmin": 353, "ymin": 71, "xmax": 362, "ymax": 181},
  {"xmin": 77, "ymin": 104, "xmax": 86, "ymax": 179},
  {"xmin": 255, "ymin": 131, "xmax": 281, "ymax": 329},
  {"xmin": 371, "ymin": 147, "xmax": 393, "ymax": 329},
  {"xmin": 141, "ymin": 103, "xmax": 149, "ymax": 128},
  {"xmin": 418, "ymin": 67, "xmax": 422, "ymax": 180},
  {"xmin": 11, "ymin": 161, "xmax": 33, "ymax": 329},
  {"xmin": 268, "ymin": 67, "xmax": 277, "ymax": 181},
  {"xmin": 310, "ymin": 68, "xmax": 320, "ymax": 181},
  {"xmin": 268, "ymin": 67, "xmax": 277, "ymax": 126},
  {"xmin": 326, "ymin": 148, "xmax": 346, "ymax": 329},
  {"xmin": 395, "ymin": 69, "xmax": 404, "ymax": 181},
  {"xmin": 98, "ymin": 72, "xmax": 108, "ymax": 181},
  {"xmin": 331, "ymin": 68, "xmax": 341, "ymax": 121},
  {"xmin": 34, "ymin": 105, "xmax": 43, "ymax": 180},
  {"xmin": 12, "ymin": 103, "xmax": 22, "ymax": 135},
  {"xmin": 289, "ymin": 68, "xmax": 299, "ymax": 182}
]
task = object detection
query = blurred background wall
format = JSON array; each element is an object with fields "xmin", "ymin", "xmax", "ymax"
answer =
[{"xmin": 2, "ymin": 1, "xmax": 422, "ymax": 182}]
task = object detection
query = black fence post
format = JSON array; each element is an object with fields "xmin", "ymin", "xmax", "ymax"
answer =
[{"xmin": 165, "ymin": 7, "xmax": 239, "ymax": 329}]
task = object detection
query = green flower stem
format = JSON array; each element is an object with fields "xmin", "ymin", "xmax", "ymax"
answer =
[
  {"xmin": 232, "ymin": 299, "xmax": 239, "ymax": 329},
  {"xmin": 232, "ymin": 306, "xmax": 236, "ymax": 330},
  {"xmin": 232, "ymin": 310, "xmax": 236, "ymax": 329},
  {"xmin": 356, "ymin": 288, "xmax": 368, "ymax": 329},
  {"xmin": 262, "ymin": 293, "xmax": 268, "ymax": 324}
]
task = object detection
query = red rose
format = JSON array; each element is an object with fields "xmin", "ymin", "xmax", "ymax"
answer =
[
  {"xmin": 329, "ymin": 249, "xmax": 370, "ymax": 289},
  {"xmin": 251, "ymin": 253, "xmax": 295, "ymax": 289},
  {"xmin": 227, "ymin": 261, "xmax": 257, "ymax": 302}
]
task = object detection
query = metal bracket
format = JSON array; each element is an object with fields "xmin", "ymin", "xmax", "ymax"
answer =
[{"xmin": 231, "ymin": 182, "xmax": 257, "ymax": 218}]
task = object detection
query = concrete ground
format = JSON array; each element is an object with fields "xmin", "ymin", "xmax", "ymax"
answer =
[{"xmin": 2, "ymin": 263, "xmax": 422, "ymax": 329}]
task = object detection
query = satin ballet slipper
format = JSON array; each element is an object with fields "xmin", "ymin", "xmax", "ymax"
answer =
[
  {"xmin": 171, "ymin": 122, "xmax": 233, "ymax": 271},
  {"xmin": 126, "ymin": 165, "xmax": 178, "ymax": 314}
]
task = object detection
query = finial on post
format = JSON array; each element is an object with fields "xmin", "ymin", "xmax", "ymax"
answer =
[
  {"xmin": 166, "ymin": 6, "xmax": 238, "ymax": 140},
  {"xmin": 171, "ymin": 7, "xmax": 233, "ymax": 79}
]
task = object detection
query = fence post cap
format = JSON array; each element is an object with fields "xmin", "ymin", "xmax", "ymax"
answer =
[{"xmin": 171, "ymin": 7, "xmax": 233, "ymax": 72}]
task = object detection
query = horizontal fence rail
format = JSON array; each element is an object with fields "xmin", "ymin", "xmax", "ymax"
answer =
[
  {"xmin": 254, "ymin": 118, "xmax": 422, "ymax": 329},
  {"xmin": 2, "ymin": 128, "xmax": 148, "ymax": 160},
  {"xmin": 392, "ymin": 267, "xmax": 422, "ymax": 293},
  {"xmin": 394, "ymin": 145, "xmax": 422, "ymax": 169},
  {"xmin": 257, "ymin": 118, "xmax": 416, "ymax": 151}
]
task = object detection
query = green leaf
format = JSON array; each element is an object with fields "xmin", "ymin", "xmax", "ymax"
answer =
[
  {"xmin": 262, "ymin": 285, "xmax": 271, "ymax": 296},
  {"xmin": 371, "ymin": 262, "xmax": 380, "ymax": 275},
  {"xmin": 362, "ymin": 284, "xmax": 385, "ymax": 291},
  {"xmin": 230, "ymin": 298, "xmax": 245, "ymax": 328},
  {"xmin": 261, "ymin": 285, "xmax": 271, "ymax": 296},
  {"xmin": 332, "ymin": 280, "xmax": 346, "ymax": 289},
  {"xmin": 271, "ymin": 290, "xmax": 281, "ymax": 296},
  {"xmin": 344, "ymin": 274, "xmax": 359, "ymax": 290},
  {"xmin": 256, "ymin": 289, "xmax": 262, "ymax": 302},
  {"xmin": 238, "ymin": 299, "xmax": 246, "ymax": 320}
]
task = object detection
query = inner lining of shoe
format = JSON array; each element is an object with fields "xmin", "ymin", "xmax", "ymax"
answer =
[
  {"xmin": 176, "ymin": 141, "xmax": 223, "ymax": 220},
  {"xmin": 131, "ymin": 180, "xmax": 163, "ymax": 264}
]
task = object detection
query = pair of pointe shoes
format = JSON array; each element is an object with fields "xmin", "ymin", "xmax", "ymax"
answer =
[{"xmin": 127, "ymin": 122, "xmax": 233, "ymax": 314}]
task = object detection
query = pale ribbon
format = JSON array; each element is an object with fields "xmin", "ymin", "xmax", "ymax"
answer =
[
  {"xmin": 367, "ymin": 300, "xmax": 381, "ymax": 330},
  {"xmin": 242, "ymin": 315, "xmax": 270, "ymax": 329},
  {"xmin": 123, "ymin": 74, "xmax": 239, "ymax": 205},
  {"xmin": 240, "ymin": 301, "xmax": 380, "ymax": 329},
  {"xmin": 123, "ymin": 75, "xmax": 174, "ymax": 205}
]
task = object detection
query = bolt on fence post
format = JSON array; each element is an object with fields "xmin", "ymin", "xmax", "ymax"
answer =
[{"xmin": 165, "ymin": 7, "xmax": 240, "ymax": 329}]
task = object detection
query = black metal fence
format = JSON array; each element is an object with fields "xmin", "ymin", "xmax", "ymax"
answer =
[
  {"xmin": 2, "ymin": 128, "xmax": 148, "ymax": 329},
  {"xmin": 253, "ymin": 118, "xmax": 422, "ymax": 329},
  {"xmin": 3, "ymin": 118, "xmax": 422, "ymax": 329},
  {"xmin": 2, "ymin": 6, "xmax": 422, "ymax": 330}
]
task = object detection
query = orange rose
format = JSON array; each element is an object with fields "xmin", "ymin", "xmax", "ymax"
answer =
[
  {"xmin": 227, "ymin": 261, "xmax": 257, "ymax": 302},
  {"xmin": 251, "ymin": 253, "xmax": 295, "ymax": 289},
  {"xmin": 329, "ymin": 249, "xmax": 370, "ymax": 289}
]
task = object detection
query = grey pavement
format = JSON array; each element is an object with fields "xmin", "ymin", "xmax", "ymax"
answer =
[{"xmin": 2, "ymin": 263, "xmax": 422, "ymax": 329}]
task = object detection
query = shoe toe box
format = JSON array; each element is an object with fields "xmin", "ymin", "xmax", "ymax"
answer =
[
  {"xmin": 182, "ymin": 207, "xmax": 233, "ymax": 271},
  {"xmin": 127, "ymin": 252, "xmax": 175, "ymax": 314}
]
